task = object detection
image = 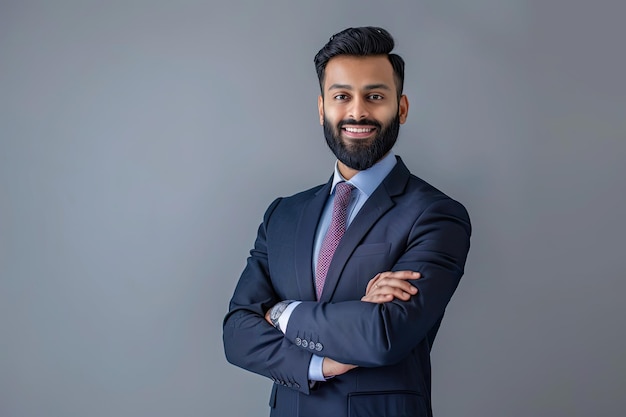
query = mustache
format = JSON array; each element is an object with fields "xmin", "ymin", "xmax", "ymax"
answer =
[{"xmin": 337, "ymin": 119, "xmax": 382, "ymax": 130}]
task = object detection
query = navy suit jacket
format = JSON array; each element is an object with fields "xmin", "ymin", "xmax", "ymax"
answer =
[{"xmin": 223, "ymin": 157, "xmax": 471, "ymax": 417}]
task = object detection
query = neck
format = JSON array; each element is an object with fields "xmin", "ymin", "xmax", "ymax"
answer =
[
  {"xmin": 337, "ymin": 161, "xmax": 359, "ymax": 180},
  {"xmin": 337, "ymin": 151, "xmax": 391, "ymax": 180}
]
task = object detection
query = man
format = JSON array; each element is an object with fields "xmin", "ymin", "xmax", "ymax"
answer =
[{"xmin": 223, "ymin": 27, "xmax": 471, "ymax": 417}]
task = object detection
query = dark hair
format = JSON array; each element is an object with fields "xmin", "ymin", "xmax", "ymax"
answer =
[{"xmin": 314, "ymin": 26, "xmax": 405, "ymax": 98}]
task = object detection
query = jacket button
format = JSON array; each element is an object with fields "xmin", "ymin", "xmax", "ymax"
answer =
[
  {"xmin": 308, "ymin": 341, "xmax": 315, "ymax": 350},
  {"xmin": 315, "ymin": 343, "xmax": 323, "ymax": 351},
  {"xmin": 295, "ymin": 337, "xmax": 302, "ymax": 346},
  {"xmin": 301, "ymin": 339, "xmax": 308, "ymax": 348}
]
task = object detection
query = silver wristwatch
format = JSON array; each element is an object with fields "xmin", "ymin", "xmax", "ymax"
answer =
[{"xmin": 269, "ymin": 300, "xmax": 294, "ymax": 332}]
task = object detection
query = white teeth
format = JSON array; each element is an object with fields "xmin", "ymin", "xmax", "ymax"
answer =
[{"xmin": 344, "ymin": 127, "xmax": 373, "ymax": 133}]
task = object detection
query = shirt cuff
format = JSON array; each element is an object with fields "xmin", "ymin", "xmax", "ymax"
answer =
[
  {"xmin": 308, "ymin": 354, "xmax": 326, "ymax": 381},
  {"xmin": 277, "ymin": 301, "xmax": 301, "ymax": 334}
]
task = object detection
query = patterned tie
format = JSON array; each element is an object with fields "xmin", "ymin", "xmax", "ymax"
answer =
[{"xmin": 316, "ymin": 182, "xmax": 354, "ymax": 299}]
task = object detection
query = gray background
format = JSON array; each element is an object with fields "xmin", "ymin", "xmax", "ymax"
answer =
[{"xmin": 1, "ymin": 1, "xmax": 624, "ymax": 416}]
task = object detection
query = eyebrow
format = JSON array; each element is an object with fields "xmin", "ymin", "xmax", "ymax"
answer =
[{"xmin": 327, "ymin": 83, "xmax": 392, "ymax": 91}]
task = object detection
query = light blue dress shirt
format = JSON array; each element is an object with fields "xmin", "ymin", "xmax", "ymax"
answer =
[{"xmin": 277, "ymin": 151, "xmax": 398, "ymax": 381}]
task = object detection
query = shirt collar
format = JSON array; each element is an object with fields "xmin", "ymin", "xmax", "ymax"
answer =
[{"xmin": 330, "ymin": 151, "xmax": 397, "ymax": 197}]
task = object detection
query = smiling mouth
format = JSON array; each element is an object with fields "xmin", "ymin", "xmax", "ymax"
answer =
[
  {"xmin": 342, "ymin": 126, "xmax": 377, "ymax": 138},
  {"xmin": 344, "ymin": 127, "xmax": 374, "ymax": 133}
]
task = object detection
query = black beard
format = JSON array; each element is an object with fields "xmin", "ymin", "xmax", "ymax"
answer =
[{"xmin": 323, "ymin": 114, "xmax": 400, "ymax": 171}]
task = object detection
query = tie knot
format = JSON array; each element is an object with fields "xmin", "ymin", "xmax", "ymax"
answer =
[{"xmin": 335, "ymin": 182, "xmax": 354, "ymax": 202}]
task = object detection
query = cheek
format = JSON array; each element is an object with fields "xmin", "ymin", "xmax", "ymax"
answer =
[
  {"xmin": 323, "ymin": 108, "xmax": 342, "ymax": 126},
  {"xmin": 376, "ymin": 107, "xmax": 398, "ymax": 121}
]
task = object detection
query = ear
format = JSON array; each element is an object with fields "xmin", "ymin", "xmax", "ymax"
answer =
[
  {"xmin": 398, "ymin": 95, "xmax": 409, "ymax": 124},
  {"xmin": 318, "ymin": 95, "xmax": 324, "ymax": 125}
]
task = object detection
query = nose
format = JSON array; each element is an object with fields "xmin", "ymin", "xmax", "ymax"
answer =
[{"xmin": 348, "ymin": 96, "xmax": 369, "ymax": 120}]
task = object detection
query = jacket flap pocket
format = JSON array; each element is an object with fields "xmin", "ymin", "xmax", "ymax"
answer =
[{"xmin": 348, "ymin": 391, "xmax": 426, "ymax": 417}]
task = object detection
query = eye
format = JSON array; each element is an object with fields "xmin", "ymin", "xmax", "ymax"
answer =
[
  {"xmin": 368, "ymin": 94, "xmax": 384, "ymax": 100},
  {"xmin": 334, "ymin": 94, "xmax": 349, "ymax": 101}
]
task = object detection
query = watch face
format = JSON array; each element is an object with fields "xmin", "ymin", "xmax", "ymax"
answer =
[
  {"xmin": 270, "ymin": 304, "xmax": 283, "ymax": 323},
  {"xmin": 270, "ymin": 301, "xmax": 291, "ymax": 327}
]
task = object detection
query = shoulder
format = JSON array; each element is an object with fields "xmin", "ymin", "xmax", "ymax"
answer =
[
  {"xmin": 406, "ymin": 173, "xmax": 458, "ymax": 203},
  {"xmin": 406, "ymin": 175, "xmax": 471, "ymax": 237},
  {"xmin": 391, "ymin": 158, "xmax": 470, "ymax": 223},
  {"xmin": 273, "ymin": 182, "xmax": 328, "ymax": 209},
  {"xmin": 261, "ymin": 182, "xmax": 328, "ymax": 222},
  {"xmin": 281, "ymin": 183, "xmax": 327, "ymax": 204}
]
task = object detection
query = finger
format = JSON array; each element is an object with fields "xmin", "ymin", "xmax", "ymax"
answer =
[
  {"xmin": 366, "ymin": 280, "xmax": 419, "ymax": 301},
  {"xmin": 361, "ymin": 293, "xmax": 394, "ymax": 304},
  {"xmin": 364, "ymin": 283, "xmax": 416, "ymax": 302},
  {"xmin": 376, "ymin": 278, "xmax": 408, "ymax": 289},
  {"xmin": 373, "ymin": 286, "xmax": 414, "ymax": 301},
  {"xmin": 380, "ymin": 270, "xmax": 421, "ymax": 280},
  {"xmin": 371, "ymin": 278, "xmax": 418, "ymax": 295},
  {"xmin": 367, "ymin": 270, "xmax": 417, "ymax": 291},
  {"xmin": 365, "ymin": 273, "xmax": 382, "ymax": 294},
  {"xmin": 365, "ymin": 271, "xmax": 420, "ymax": 296},
  {"xmin": 366, "ymin": 283, "xmax": 415, "ymax": 299}
]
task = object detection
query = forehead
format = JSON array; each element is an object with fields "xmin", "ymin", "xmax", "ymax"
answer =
[{"xmin": 323, "ymin": 55, "xmax": 395, "ymax": 91}]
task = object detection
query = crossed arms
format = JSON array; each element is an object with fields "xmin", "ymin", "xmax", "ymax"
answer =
[
  {"xmin": 264, "ymin": 270, "xmax": 421, "ymax": 377},
  {"xmin": 223, "ymin": 197, "xmax": 471, "ymax": 394}
]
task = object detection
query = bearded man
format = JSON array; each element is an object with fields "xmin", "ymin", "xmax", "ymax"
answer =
[{"xmin": 223, "ymin": 26, "xmax": 471, "ymax": 417}]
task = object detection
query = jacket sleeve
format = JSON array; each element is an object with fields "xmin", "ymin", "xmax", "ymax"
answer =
[
  {"xmin": 222, "ymin": 198, "xmax": 313, "ymax": 394},
  {"xmin": 283, "ymin": 198, "xmax": 471, "ymax": 367}
]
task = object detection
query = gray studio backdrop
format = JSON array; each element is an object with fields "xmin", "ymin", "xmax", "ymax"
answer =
[{"xmin": 1, "ymin": 1, "xmax": 624, "ymax": 416}]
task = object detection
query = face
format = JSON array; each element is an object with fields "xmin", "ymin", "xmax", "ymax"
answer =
[{"xmin": 318, "ymin": 55, "xmax": 409, "ymax": 173}]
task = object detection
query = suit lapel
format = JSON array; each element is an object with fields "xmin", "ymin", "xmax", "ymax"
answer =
[
  {"xmin": 294, "ymin": 180, "xmax": 332, "ymax": 301},
  {"xmin": 319, "ymin": 158, "xmax": 411, "ymax": 302}
]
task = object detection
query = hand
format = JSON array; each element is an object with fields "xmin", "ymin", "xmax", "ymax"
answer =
[
  {"xmin": 361, "ymin": 270, "xmax": 420, "ymax": 304},
  {"xmin": 322, "ymin": 357, "xmax": 357, "ymax": 378},
  {"xmin": 264, "ymin": 308, "xmax": 272, "ymax": 325}
]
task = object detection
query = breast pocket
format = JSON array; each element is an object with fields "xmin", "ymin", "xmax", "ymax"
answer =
[
  {"xmin": 348, "ymin": 391, "xmax": 427, "ymax": 417},
  {"xmin": 352, "ymin": 242, "xmax": 391, "ymax": 257}
]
